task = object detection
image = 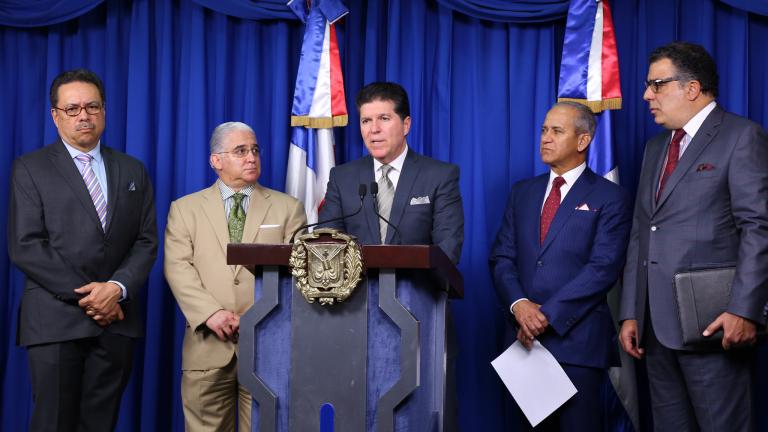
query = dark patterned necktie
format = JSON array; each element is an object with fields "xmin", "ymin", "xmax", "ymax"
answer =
[
  {"xmin": 656, "ymin": 129, "xmax": 686, "ymax": 202},
  {"xmin": 228, "ymin": 192, "xmax": 246, "ymax": 243},
  {"xmin": 540, "ymin": 176, "xmax": 565, "ymax": 245}
]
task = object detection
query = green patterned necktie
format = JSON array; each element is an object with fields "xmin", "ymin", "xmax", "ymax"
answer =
[{"xmin": 228, "ymin": 192, "xmax": 246, "ymax": 243}]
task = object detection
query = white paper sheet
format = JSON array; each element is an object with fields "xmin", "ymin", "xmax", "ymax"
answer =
[{"xmin": 491, "ymin": 340, "xmax": 577, "ymax": 427}]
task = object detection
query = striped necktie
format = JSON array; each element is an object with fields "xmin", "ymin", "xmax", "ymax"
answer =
[
  {"xmin": 75, "ymin": 154, "xmax": 107, "ymax": 230},
  {"xmin": 377, "ymin": 164, "xmax": 394, "ymax": 243}
]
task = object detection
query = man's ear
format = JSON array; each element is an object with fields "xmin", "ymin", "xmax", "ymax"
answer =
[
  {"xmin": 686, "ymin": 80, "xmax": 703, "ymax": 101},
  {"xmin": 51, "ymin": 108, "xmax": 60, "ymax": 128},
  {"xmin": 577, "ymin": 134, "xmax": 591, "ymax": 153}
]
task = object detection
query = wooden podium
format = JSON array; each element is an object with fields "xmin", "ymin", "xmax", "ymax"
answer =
[{"xmin": 227, "ymin": 243, "xmax": 463, "ymax": 432}]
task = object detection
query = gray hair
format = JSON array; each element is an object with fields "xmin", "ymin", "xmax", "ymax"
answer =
[
  {"xmin": 210, "ymin": 121, "xmax": 256, "ymax": 153},
  {"xmin": 553, "ymin": 101, "xmax": 596, "ymax": 138}
]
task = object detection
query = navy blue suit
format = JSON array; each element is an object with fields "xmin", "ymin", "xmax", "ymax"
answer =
[
  {"xmin": 319, "ymin": 149, "xmax": 464, "ymax": 264},
  {"xmin": 490, "ymin": 168, "xmax": 631, "ymax": 429},
  {"xmin": 320, "ymin": 148, "xmax": 464, "ymax": 431}
]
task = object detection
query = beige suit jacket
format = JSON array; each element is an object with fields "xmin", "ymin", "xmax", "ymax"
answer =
[{"xmin": 164, "ymin": 182, "xmax": 306, "ymax": 370}]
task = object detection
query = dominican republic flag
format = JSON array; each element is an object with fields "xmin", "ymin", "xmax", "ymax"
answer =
[
  {"xmin": 557, "ymin": 2, "xmax": 637, "ymax": 431},
  {"xmin": 557, "ymin": 0, "xmax": 621, "ymax": 183},
  {"xmin": 286, "ymin": 0, "xmax": 348, "ymax": 224}
]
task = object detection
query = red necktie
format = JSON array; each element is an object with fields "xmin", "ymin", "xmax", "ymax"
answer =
[
  {"xmin": 656, "ymin": 129, "xmax": 686, "ymax": 202},
  {"xmin": 540, "ymin": 176, "xmax": 566, "ymax": 245}
]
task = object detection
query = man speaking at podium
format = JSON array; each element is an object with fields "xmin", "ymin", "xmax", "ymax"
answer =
[
  {"xmin": 319, "ymin": 82, "xmax": 464, "ymax": 430},
  {"xmin": 318, "ymin": 82, "xmax": 464, "ymax": 264}
]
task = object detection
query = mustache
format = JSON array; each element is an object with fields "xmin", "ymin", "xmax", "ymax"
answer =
[{"xmin": 75, "ymin": 122, "xmax": 95, "ymax": 131}]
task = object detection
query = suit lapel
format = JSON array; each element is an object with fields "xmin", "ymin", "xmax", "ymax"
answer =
[
  {"xmin": 102, "ymin": 146, "xmax": 119, "ymax": 234},
  {"xmin": 47, "ymin": 140, "xmax": 103, "ymax": 230},
  {"xmin": 646, "ymin": 134, "xmax": 669, "ymax": 213},
  {"xmin": 200, "ymin": 184, "xmax": 233, "ymax": 274},
  {"xmin": 386, "ymin": 150, "xmax": 420, "ymax": 244},
  {"xmin": 655, "ymin": 107, "xmax": 723, "ymax": 210},
  {"xmin": 540, "ymin": 169, "xmax": 596, "ymax": 255},
  {"xmin": 529, "ymin": 175, "xmax": 549, "ymax": 249},
  {"xmin": 235, "ymin": 185, "xmax": 271, "ymax": 277},
  {"xmin": 359, "ymin": 157, "xmax": 380, "ymax": 244}
]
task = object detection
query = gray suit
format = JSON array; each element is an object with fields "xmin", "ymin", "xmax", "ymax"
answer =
[
  {"xmin": 620, "ymin": 105, "xmax": 768, "ymax": 430},
  {"xmin": 8, "ymin": 139, "xmax": 157, "ymax": 431}
]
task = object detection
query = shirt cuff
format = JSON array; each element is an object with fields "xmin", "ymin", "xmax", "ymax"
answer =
[
  {"xmin": 109, "ymin": 280, "xmax": 127, "ymax": 301},
  {"xmin": 510, "ymin": 298, "xmax": 528, "ymax": 315}
]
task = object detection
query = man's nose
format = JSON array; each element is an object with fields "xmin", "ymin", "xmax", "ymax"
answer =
[
  {"xmin": 643, "ymin": 86, "xmax": 654, "ymax": 101},
  {"xmin": 77, "ymin": 107, "xmax": 90, "ymax": 121}
]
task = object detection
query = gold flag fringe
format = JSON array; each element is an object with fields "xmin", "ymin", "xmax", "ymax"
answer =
[
  {"xmin": 556, "ymin": 97, "xmax": 622, "ymax": 113},
  {"xmin": 291, "ymin": 114, "xmax": 349, "ymax": 128}
]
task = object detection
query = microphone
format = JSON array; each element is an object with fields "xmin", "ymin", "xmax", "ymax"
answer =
[
  {"xmin": 289, "ymin": 184, "xmax": 367, "ymax": 243},
  {"xmin": 370, "ymin": 182, "xmax": 402, "ymax": 245}
]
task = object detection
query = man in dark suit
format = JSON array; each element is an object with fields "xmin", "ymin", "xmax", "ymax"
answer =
[
  {"xmin": 619, "ymin": 42, "xmax": 768, "ymax": 431},
  {"xmin": 319, "ymin": 82, "xmax": 463, "ymax": 431},
  {"xmin": 318, "ymin": 81, "xmax": 463, "ymax": 263},
  {"xmin": 8, "ymin": 69, "xmax": 157, "ymax": 431},
  {"xmin": 490, "ymin": 101, "xmax": 632, "ymax": 430}
]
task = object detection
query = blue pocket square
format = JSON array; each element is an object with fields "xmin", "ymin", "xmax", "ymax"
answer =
[{"xmin": 128, "ymin": 181, "xmax": 136, "ymax": 191}]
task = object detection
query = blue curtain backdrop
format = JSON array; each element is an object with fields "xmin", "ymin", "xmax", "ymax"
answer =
[{"xmin": 0, "ymin": 0, "xmax": 766, "ymax": 431}]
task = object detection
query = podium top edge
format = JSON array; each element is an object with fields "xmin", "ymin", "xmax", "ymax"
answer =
[{"xmin": 227, "ymin": 243, "xmax": 463, "ymax": 298}]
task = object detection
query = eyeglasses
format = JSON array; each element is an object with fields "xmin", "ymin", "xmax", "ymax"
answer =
[
  {"xmin": 53, "ymin": 102, "xmax": 104, "ymax": 117},
  {"xmin": 217, "ymin": 146, "xmax": 260, "ymax": 158},
  {"xmin": 644, "ymin": 77, "xmax": 682, "ymax": 93}
]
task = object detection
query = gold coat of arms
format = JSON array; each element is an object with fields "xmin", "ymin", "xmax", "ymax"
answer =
[{"xmin": 289, "ymin": 228, "xmax": 363, "ymax": 305}]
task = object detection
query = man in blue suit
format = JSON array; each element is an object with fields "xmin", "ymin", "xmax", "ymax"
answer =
[
  {"xmin": 319, "ymin": 81, "xmax": 463, "ymax": 263},
  {"xmin": 319, "ymin": 82, "xmax": 463, "ymax": 431},
  {"xmin": 490, "ymin": 101, "xmax": 632, "ymax": 430}
]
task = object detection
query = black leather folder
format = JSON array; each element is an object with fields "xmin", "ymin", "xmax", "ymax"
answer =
[{"xmin": 673, "ymin": 267, "xmax": 735, "ymax": 347}]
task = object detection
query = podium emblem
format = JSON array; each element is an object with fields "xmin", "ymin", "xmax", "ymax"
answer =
[{"xmin": 289, "ymin": 228, "xmax": 363, "ymax": 305}]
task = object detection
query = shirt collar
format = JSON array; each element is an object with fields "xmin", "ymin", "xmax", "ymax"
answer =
[
  {"xmin": 682, "ymin": 101, "xmax": 717, "ymax": 139},
  {"xmin": 62, "ymin": 139, "xmax": 103, "ymax": 164},
  {"xmin": 549, "ymin": 162, "xmax": 586, "ymax": 186},
  {"xmin": 217, "ymin": 179, "xmax": 255, "ymax": 201},
  {"xmin": 373, "ymin": 144, "xmax": 408, "ymax": 174}
]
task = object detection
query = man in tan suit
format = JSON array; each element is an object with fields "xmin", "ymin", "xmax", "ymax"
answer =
[{"xmin": 165, "ymin": 121, "xmax": 306, "ymax": 431}]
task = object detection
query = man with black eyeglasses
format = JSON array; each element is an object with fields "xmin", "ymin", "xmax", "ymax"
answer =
[
  {"xmin": 619, "ymin": 42, "xmax": 768, "ymax": 431},
  {"xmin": 8, "ymin": 68, "xmax": 158, "ymax": 431},
  {"xmin": 164, "ymin": 121, "xmax": 306, "ymax": 431}
]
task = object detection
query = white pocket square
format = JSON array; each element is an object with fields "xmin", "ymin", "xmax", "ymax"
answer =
[
  {"xmin": 259, "ymin": 224, "xmax": 281, "ymax": 228},
  {"xmin": 409, "ymin": 196, "xmax": 431, "ymax": 205},
  {"xmin": 575, "ymin": 203, "xmax": 590, "ymax": 211}
]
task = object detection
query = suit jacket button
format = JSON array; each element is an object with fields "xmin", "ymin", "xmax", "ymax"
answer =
[
  {"xmin": 234, "ymin": 280, "xmax": 240, "ymax": 285},
  {"xmin": 537, "ymin": 260, "xmax": 543, "ymax": 267},
  {"xmin": 650, "ymin": 226, "xmax": 658, "ymax": 231}
]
